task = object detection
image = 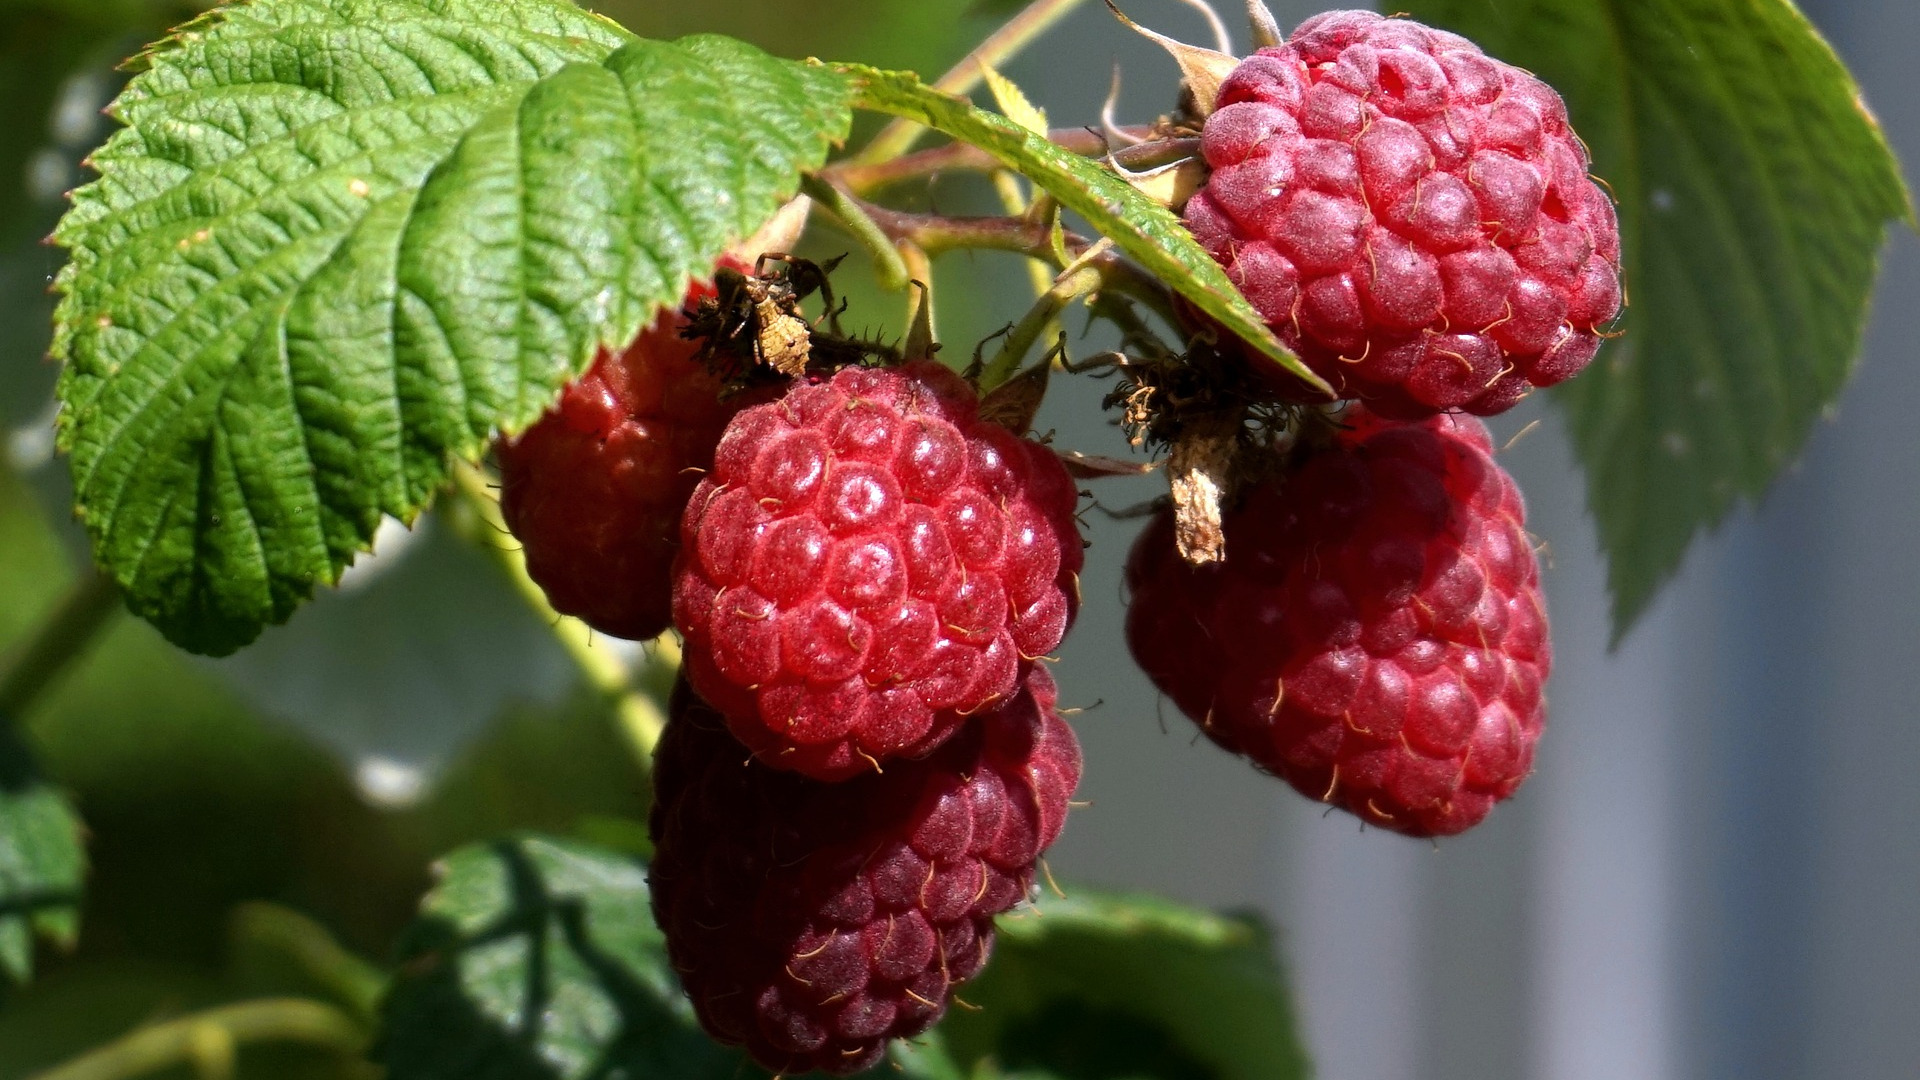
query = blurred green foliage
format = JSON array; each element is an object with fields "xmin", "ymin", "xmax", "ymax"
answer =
[{"xmin": 0, "ymin": 2, "xmax": 1006, "ymax": 1075}]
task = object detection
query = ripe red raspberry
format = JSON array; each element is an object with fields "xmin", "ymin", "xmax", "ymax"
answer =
[
  {"xmin": 1125, "ymin": 407, "xmax": 1547, "ymax": 836},
  {"xmin": 671, "ymin": 361, "xmax": 1084, "ymax": 780},
  {"xmin": 498, "ymin": 267, "xmax": 767, "ymax": 640},
  {"xmin": 650, "ymin": 668, "xmax": 1081, "ymax": 1076},
  {"xmin": 1183, "ymin": 10, "xmax": 1622, "ymax": 417}
]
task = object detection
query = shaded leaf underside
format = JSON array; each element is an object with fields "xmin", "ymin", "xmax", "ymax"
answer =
[{"xmin": 1406, "ymin": 0, "xmax": 1912, "ymax": 636}]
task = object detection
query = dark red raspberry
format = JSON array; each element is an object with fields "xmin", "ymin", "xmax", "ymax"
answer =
[
  {"xmin": 650, "ymin": 668, "xmax": 1081, "ymax": 1076},
  {"xmin": 498, "ymin": 268, "xmax": 768, "ymax": 640},
  {"xmin": 671, "ymin": 361, "xmax": 1084, "ymax": 780},
  {"xmin": 1125, "ymin": 406, "xmax": 1547, "ymax": 836},
  {"xmin": 1183, "ymin": 10, "xmax": 1621, "ymax": 417}
]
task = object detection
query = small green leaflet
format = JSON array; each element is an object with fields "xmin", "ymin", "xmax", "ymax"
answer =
[
  {"xmin": 842, "ymin": 65, "xmax": 1327, "ymax": 397},
  {"xmin": 376, "ymin": 835, "xmax": 759, "ymax": 1079},
  {"xmin": 0, "ymin": 730, "xmax": 85, "ymax": 983},
  {"xmin": 51, "ymin": 0, "xmax": 851, "ymax": 655},
  {"xmin": 940, "ymin": 889, "xmax": 1310, "ymax": 1080},
  {"xmin": 1405, "ymin": 0, "xmax": 1913, "ymax": 637}
]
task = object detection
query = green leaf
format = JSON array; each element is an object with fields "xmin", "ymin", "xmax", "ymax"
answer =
[
  {"xmin": 0, "ymin": 729, "xmax": 86, "ymax": 984},
  {"xmin": 938, "ymin": 889, "xmax": 1310, "ymax": 1080},
  {"xmin": 889, "ymin": 1029, "xmax": 975, "ymax": 1080},
  {"xmin": 1403, "ymin": 0, "xmax": 1913, "ymax": 637},
  {"xmin": 376, "ymin": 834, "xmax": 759, "ymax": 1080},
  {"xmin": 51, "ymin": 0, "xmax": 852, "ymax": 655},
  {"xmin": 842, "ymin": 66, "xmax": 1327, "ymax": 396}
]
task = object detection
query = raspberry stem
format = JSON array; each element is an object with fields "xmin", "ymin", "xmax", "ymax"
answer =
[
  {"xmin": 799, "ymin": 173, "xmax": 911, "ymax": 291},
  {"xmin": 989, "ymin": 170, "xmax": 1060, "ymax": 306},
  {"xmin": 980, "ymin": 239, "xmax": 1114, "ymax": 390},
  {"xmin": 23, "ymin": 999, "xmax": 366, "ymax": 1080},
  {"xmin": 448, "ymin": 463, "xmax": 668, "ymax": 762},
  {"xmin": 824, "ymin": 127, "xmax": 1171, "ymax": 197},
  {"xmin": 820, "ymin": 186, "xmax": 1179, "ymax": 326},
  {"xmin": 850, "ymin": 0, "xmax": 1096, "ymax": 167},
  {"xmin": 0, "ymin": 568, "xmax": 121, "ymax": 727}
]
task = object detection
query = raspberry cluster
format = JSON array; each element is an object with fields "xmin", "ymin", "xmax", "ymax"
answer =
[
  {"xmin": 1183, "ymin": 9, "xmax": 1622, "ymax": 416},
  {"xmin": 1126, "ymin": 407, "xmax": 1547, "ymax": 836},
  {"xmin": 599, "ymin": 358, "xmax": 1089, "ymax": 1073},
  {"xmin": 493, "ymin": 13, "xmax": 1597, "ymax": 1071},
  {"xmin": 497, "ymin": 267, "xmax": 767, "ymax": 641},
  {"xmin": 672, "ymin": 360, "xmax": 1085, "ymax": 781},
  {"xmin": 650, "ymin": 668, "xmax": 1081, "ymax": 1076}
]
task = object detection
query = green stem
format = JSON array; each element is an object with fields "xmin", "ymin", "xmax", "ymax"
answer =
[
  {"xmin": 826, "ymin": 126, "xmax": 1175, "ymax": 197},
  {"xmin": 851, "ymin": 197, "xmax": 1178, "ymax": 325},
  {"xmin": 24, "ymin": 999, "xmax": 365, "ymax": 1080},
  {"xmin": 447, "ymin": 464, "xmax": 667, "ymax": 761},
  {"xmin": 799, "ymin": 174, "xmax": 911, "ymax": 291},
  {"xmin": 898, "ymin": 243, "xmax": 936, "ymax": 343},
  {"xmin": 851, "ymin": 0, "xmax": 1094, "ymax": 166},
  {"xmin": 980, "ymin": 242, "xmax": 1112, "ymax": 390},
  {"xmin": 228, "ymin": 903, "xmax": 387, "ymax": 1025},
  {"xmin": 991, "ymin": 171, "xmax": 1059, "ymax": 304},
  {"xmin": 0, "ymin": 570, "xmax": 121, "ymax": 724}
]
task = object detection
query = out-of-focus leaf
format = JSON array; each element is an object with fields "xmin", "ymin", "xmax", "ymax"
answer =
[
  {"xmin": 1405, "ymin": 0, "xmax": 1913, "ymax": 636},
  {"xmin": 201, "ymin": 512, "xmax": 576, "ymax": 799},
  {"xmin": 0, "ymin": 730, "xmax": 84, "ymax": 984},
  {"xmin": 376, "ymin": 835, "xmax": 761, "ymax": 1080},
  {"xmin": 940, "ymin": 889, "xmax": 1309, "ymax": 1080}
]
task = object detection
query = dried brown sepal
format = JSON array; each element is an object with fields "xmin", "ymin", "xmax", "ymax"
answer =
[
  {"xmin": 727, "ymin": 195, "xmax": 813, "ymax": 267},
  {"xmin": 1100, "ymin": 339, "xmax": 1311, "ymax": 563},
  {"xmin": 1104, "ymin": 1, "xmax": 1239, "ymax": 120},
  {"xmin": 979, "ymin": 358, "xmax": 1050, "ymax": 436},
  {"xmin": 1246, "ymin": 0, "xmax": 1283, "ymax": 49},
  {"xmin": 1167, "ymin": 411, "xmax": 1241, "ymax": 565},
  {"xmin": 1058, "ymin": 451, "xmax": 1157, "ymax": 481},
  {"xmin": 1114, "ymin": 156, "xmax": 1208, "ymax": 213}
]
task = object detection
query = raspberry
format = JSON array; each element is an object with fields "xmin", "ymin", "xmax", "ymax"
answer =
[
  {"xmin": 649, "ymin": 668, "xmax": 1081, "ymax": 1076},
  {"xmin": 498, "ymin": 267, "xmax": 767, "ymax": 640},
  {"xmin": 1124, "ymin": 406, "xmax": 1547, "ymax": 836},
  {"xmin": 671, "ymin": 361, "xmax": 1084, "ymax": 780},
  {"xmin": 1182, "ymin": 10, "xmax": 1622, "ymax": 417}
]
